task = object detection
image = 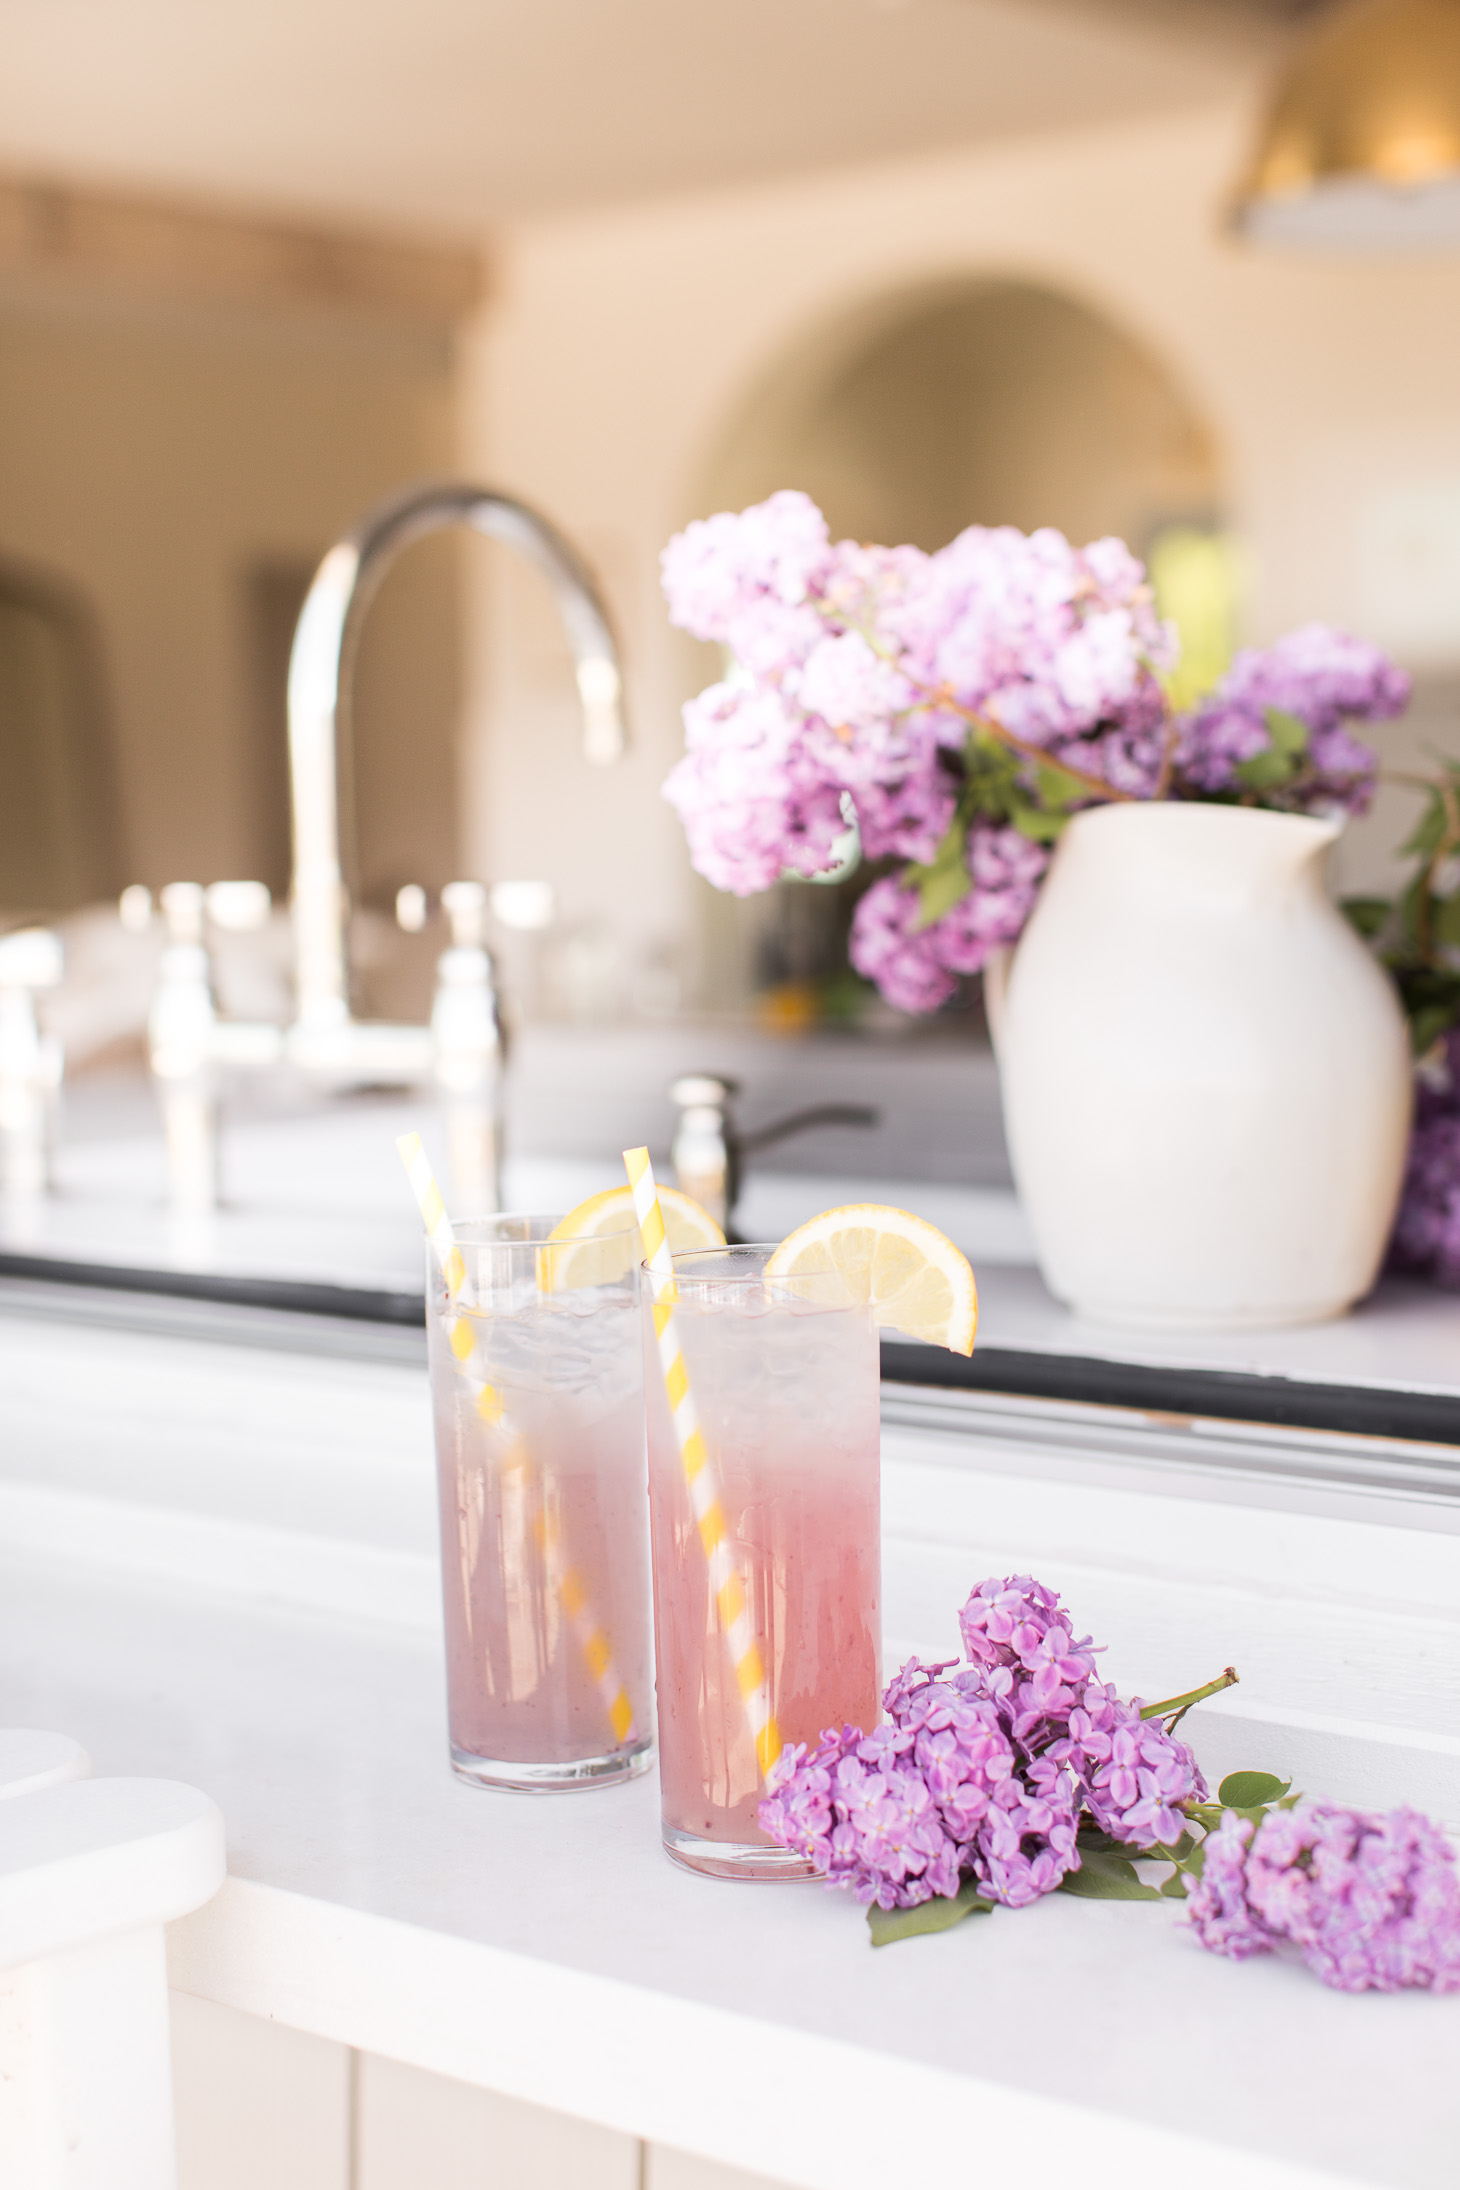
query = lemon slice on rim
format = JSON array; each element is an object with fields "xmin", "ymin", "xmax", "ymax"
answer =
[
  {"xmin": 542, "ymin": 1183, "xmax": 725, "ymax": 1289},
  {"xmin": 764, "ymin": 1203, "xmax": 977, "ymax": 1354}
]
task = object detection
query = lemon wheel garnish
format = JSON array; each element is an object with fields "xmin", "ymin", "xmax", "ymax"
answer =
[
  {"xmin": 764, "ymin": 1203, "xmax": 977, "ymax": 1355},
  {"xmin": 543, "ymin": 1183, "xmax": 724, "ymax": 1289}
]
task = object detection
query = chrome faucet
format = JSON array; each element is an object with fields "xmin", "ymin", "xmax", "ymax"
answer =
[
  {"xmin": 287, "ymin": 482, "xmax": 624, "ymax": 1070},
  {"xmin": 135, "ymin": 481, "xmax": 625, "ymax": 1215}
]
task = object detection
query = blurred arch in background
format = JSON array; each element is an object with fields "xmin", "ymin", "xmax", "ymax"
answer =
[
  {"xmin": 0, "ymin": 557, "xmax": 122, "ymax": 919},
  {"xmin": 697, "ymin": 273, "xmax": 1226, "ymax": 561}
]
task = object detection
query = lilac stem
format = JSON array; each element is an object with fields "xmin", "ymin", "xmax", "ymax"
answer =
[{"xmin": 1139, "ymin": 1666, "xmax": 1239, "ymax": 1731}]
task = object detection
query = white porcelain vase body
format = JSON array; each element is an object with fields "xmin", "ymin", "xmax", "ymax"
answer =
[{"xmin": 993, "ymin": 802, "xmax": 1413, "ymax": 1329}]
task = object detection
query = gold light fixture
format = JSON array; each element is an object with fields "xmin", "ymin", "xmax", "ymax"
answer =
[{"xmin": 1233, "ymin": 0, "xmax": 1460, "ymax": 246}]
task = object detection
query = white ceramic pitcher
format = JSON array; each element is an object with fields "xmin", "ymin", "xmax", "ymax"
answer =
[{"xmin": 991, "ymin": 801, "xmax": 1412, "ymax": 1330}]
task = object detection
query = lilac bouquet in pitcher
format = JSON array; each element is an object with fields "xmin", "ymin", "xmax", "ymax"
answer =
[{"xmin": 660, "ymin": 491, "xmax": 1408, "ymax": 1015}]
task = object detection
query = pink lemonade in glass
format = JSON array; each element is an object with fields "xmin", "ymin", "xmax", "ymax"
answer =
[
  {"xmin": 644, "ymin": 1245, "xmax": 881, "ymax": 1877},
  {"xmin": 427, "ymin": 1216, "xmax": 654, "ymax": 1791}
]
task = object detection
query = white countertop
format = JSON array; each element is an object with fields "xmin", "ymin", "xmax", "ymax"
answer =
[
  {"xmin": 1, "ymin": 1298, "xmax": 1458, "ymax": 2189},
  {"xmin": 965, "ymin": 1263, "xmax": 1460, "ymax": 1398},
  {"xmin": 7, "ymin": 1555, "xmax": 1453, "ymax": 2190}
]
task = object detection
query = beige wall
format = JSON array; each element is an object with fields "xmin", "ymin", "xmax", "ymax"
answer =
[
  {"xmin": 461, "ymin": 98, "xmax": 1460, "ymax": 1006},
  {"xmin": 0, "ymin": 283, "xmax": 462, "ymax": 915}
]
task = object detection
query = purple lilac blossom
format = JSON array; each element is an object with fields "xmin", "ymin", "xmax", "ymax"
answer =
[
  {"xmin": 1390, "ymin": 1031, "xmax": 1460, "ymax": 1287},
  {"xmin": 660, "ymin": 489, "xmax": 831, "ymax": 677},
  {"xmin": 846, "ymin": 877, "xmax": 959, "ymax": 1014},
  {"xmin": 889, "ymin": 526, "xmax": 1176, "ymax": 762},
  {"xmin": 1185, "ymin": 1803, "xmax": 1460, "ymax": 1993},
  {"xmin": 1058, "ymin": 1682, "xmax": 1206, "ymax": 1848},
  {"xmin": 759, "ymin": 1576, "xmax": 1204, "ymax": 1909},
  {"xmin": 661, "ymin": 681, "xmax": 847, "ymax": 896},
  {"xmin": 1174, "ymin": 625, "xmax": 1407, "ymax": 813},
  {"xmin": 848, "ymin": 770, "xmax": 957, "ymax": 865},
  {"xmin": 957, "ymin": 1573, "xmax": 1206, "ymax": 1846},
  {"xmin": 847, "ymin": 826, "xmax": 1049, "ymax": 1014},
  {"xmin": 757, "ymin": 1659, "xmax": 1078, "ymax": 1911},
  {"xmin": 1180, "ymin": 1814, "xmax": 1272, "ymax": 1961}
]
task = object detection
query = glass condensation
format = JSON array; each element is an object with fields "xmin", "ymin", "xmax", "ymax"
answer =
[
  {"xmin": 427, "ymin": 1216, "xmax": 654, "ymax": 1790},
  {"xmin": 644, "ymin": 1245, "xmax": 881, "ymax": 1876}
]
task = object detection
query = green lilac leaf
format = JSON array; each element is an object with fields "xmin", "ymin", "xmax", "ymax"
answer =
[
  {"xmin": 1011, "ymin": 804, "xmax": 1069, "ymax": 843},
  {"xmin": 1433, "ymin": 894, "xmax": 1460, "ymax": 947},
  {"xmin": 912, "ymin": 863, "xmax": 973, "ymax": 929},
  {"xmin": 1400, "ymin": 867, "xmax": 1433, "ymax": 949},
  {"xmin": 965, "ymin": 725, "xmax": 1009, "ymax": 768},
  {"xmin": 1217, "ymin": 1771, "xmax": 1290, "ymax": 1808},
  {"xmin": 1342, "ymin": 896, "xmax": 1393, "ymax": 939},
  {"xmin": 1032, "ymin": 758, "xmax": 1089, "ymax": 811},
  {"xmin": 1263, "ymin": 707, "xmax": 1310, "ymax": 760},
  {"xmin": 1075, "ymin": 1828, "xmax": 1128, "ymax": 1856},
  {"xmin": 1234, "ymin": 745, "xmax": 1300, "ymax": 791},
  {"xmin": 1410, "ymin": 1000, "xmax": 1460, "ymax": 1057},
  {"xmin": 904, "ymin": 817, "xmax": 969, "ymax": 931},
  {"xmin": 1056, "ymin": 1847, "xmax": 1164, "ymax": 1901},
  {"xmin": 1400, "ymin": 796, "xmax": 1448, "ymax": 863},
  {"xmin": 1160, "ymin": 1868, "xmax": 1191, "ymax": 1898},
  {"xmin": 866, "ymin": 1876, "xmax": 994, "ymax": 1947},
  {"xmin": 1397, "ymin": 967, "xmax": 1460, "ymax": 1020}
]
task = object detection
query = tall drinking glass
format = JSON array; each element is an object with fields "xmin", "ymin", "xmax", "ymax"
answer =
[
  {"xmin": 427, "ymin": 1215, "xmax": 654, "ymax": 1791},
  {"xmin": 644, "ymin": 1245, "xmax": 881, "ymax": 1877}
]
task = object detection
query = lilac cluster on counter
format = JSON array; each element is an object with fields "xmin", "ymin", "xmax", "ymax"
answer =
[
  {"xmin": 758, "ymin": 1575, "xmax": 1460, "ymax": 1995},
  {"xmin": 758, "ymin": 1576, "xmax": 1204, "ymax": 1911},
  {"xmin": 1186, "ymin": 1804, "xmax": 1460, "ymax": 1994},
  {"xmin": 659, "ymin": 490, "xmax": 1408, "ymax": 1017}
]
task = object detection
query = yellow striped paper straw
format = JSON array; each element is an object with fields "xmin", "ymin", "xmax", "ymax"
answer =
[
  {"xmin": 395, "ymin": 1133, "xmax": 636, "ymax": 1746},
  {"xmin": 538, "ymin": 1496, "xmax": 637, "ymax": 1746},
  {"xmin": 397, "ymin": 1132, "xmax": 498, "ymax": 1413},
  {"xmin": 397, "ymin": 1131, "xmax": 467, "ymax": 1300},
  {"xmin": 622, "ymin": 1145, "xmax": 779, "ymax": 1776}
]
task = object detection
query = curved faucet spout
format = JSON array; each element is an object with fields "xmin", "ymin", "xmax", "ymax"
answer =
[{"xmin": 286, "ymin": 480, "xmax": 627, "ymax": 1033}]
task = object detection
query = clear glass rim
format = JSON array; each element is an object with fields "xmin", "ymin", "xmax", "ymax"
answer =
[
  {"xmin": 653, "ymin": 1241, "xmax": 850, "ymax": 1299},
  {"xmin": 659, "ymin": 1243, "xmax": 778, "ymax": 1288},
  {"xmin": 446, "ymin": 1211, "xmax": 640, "ymax": 1253}
]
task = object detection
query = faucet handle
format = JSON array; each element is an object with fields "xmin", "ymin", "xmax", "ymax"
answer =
[
  {"xmin": 669, "ymin": 1073, "xmax": 739, "ymax": 1238},
  {"xmin": 395, "ymin": 884, "xmax": 430, "ymax": 934},
  {"xmin": 157, "ymin": 883, "xmax": 207, "ymax": 946},
  {"xmin": 441, "ymin": 881, "xmax": 489, "ymax": 950},
  {"xmin": 121, "ymin": 882, "xmax": 270, "ymax": 943},
  {"xmin": 490, "ymin": 880, "xmax": 555, "ymax": 933},
  {"xmin": 669, "ymin": 1073, "xmax": 737, "ymax": 1111},
  {"xmin": 0, "ymin": 927, "xmax": 63, "ymax": 991},
  {"xmin": 206, "ymin": 881, "xmax": 271, "ymax": 932},
  {"xmin": 118, "ymin": 884, "xmax": 154, "ymax": 935}
]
